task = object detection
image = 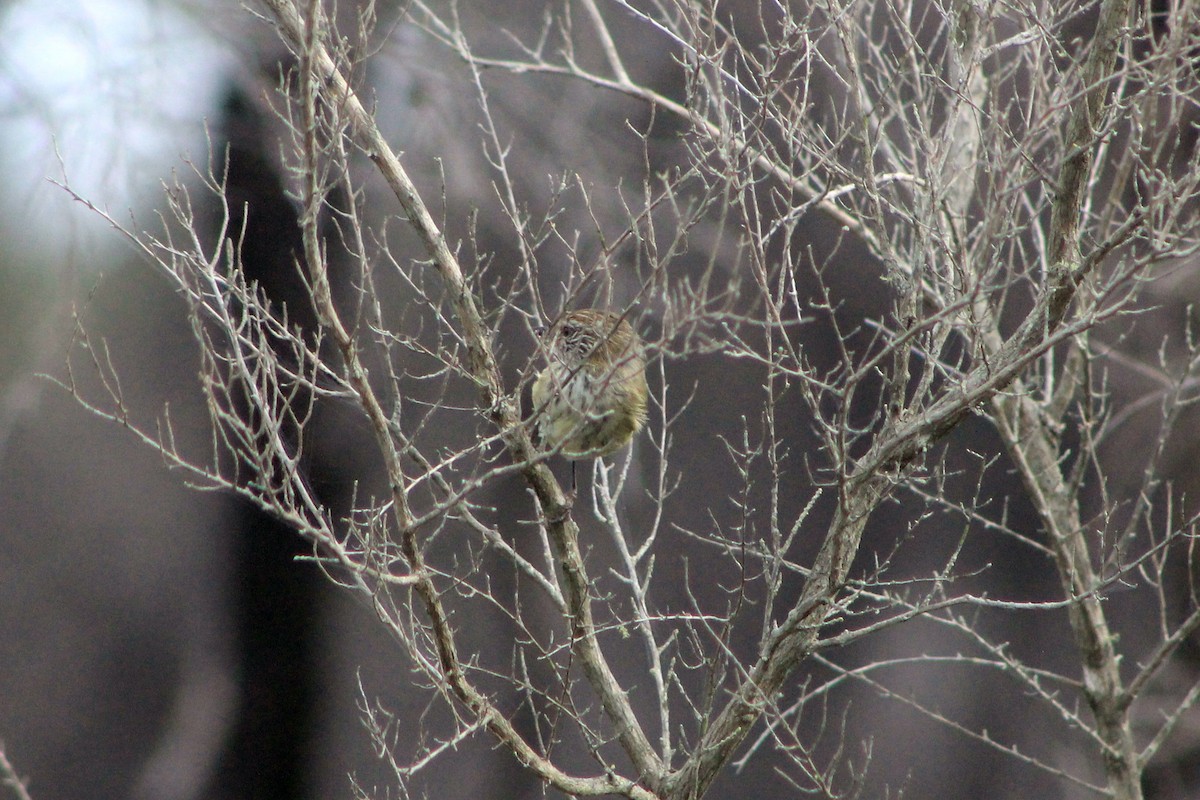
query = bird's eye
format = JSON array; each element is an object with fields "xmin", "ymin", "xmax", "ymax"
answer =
[{"xmin": 561, "ymin": 322, "xmax": 578, "ymax": 338}]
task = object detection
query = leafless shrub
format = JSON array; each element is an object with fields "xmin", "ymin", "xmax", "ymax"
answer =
[{"xmin": 60, "ymin": 0, "xmax": 1200, "ymax": 797}]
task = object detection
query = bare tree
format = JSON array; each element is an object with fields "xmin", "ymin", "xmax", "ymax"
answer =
[{"xmin": 58, "ymin": 0, "xmax": 1200, "ymax": 797}]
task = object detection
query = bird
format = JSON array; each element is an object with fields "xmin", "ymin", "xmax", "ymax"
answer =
[{"xmin": 532, "ymin": 309, "xmax": 648, "ymax": 474}]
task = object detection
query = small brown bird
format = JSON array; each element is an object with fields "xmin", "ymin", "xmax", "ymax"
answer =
[{"xmin": 532, "ymin": 309, "xmax": 648, "ymax": 461}]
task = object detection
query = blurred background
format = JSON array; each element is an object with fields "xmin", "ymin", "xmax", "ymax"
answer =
[{"xmin": 1, "ymin": 1, "xmax": 1199, "ymax": 799}]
